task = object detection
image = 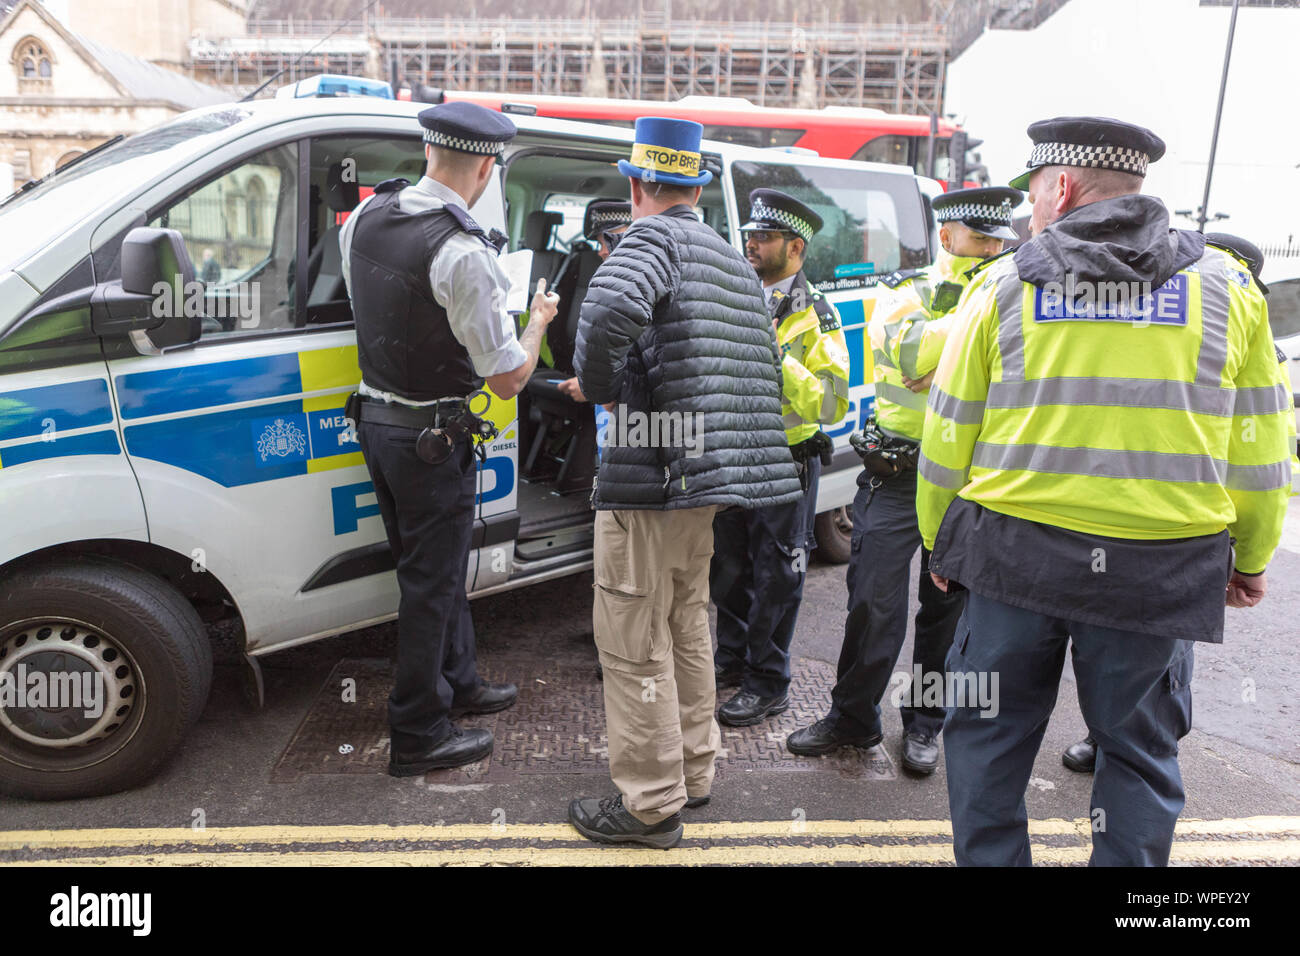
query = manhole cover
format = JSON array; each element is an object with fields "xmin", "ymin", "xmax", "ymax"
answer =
[{"xmin": 274, "ymin": 653, "xmax": 894, "ymax": 783}]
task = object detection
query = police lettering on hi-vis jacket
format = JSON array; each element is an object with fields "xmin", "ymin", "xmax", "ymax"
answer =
[
  {"xmin": 338, "ymin": 101, "xmax": 560, "ymax": 777},
  {"xmin": 917, "ymin": 117, "xmax": 1292, "ymax": 867},
  {"xmin": 708, "ymin": 189, "xmax": 849, "ymax": 728},
  {"xmin": 785, "ymin": 185, "xmax": 1019, "ymax": 774}
]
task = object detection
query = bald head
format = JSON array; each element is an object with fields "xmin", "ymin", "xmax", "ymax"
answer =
[{"xmin": 1028, "ymin": 164, "xmax": 1145, "ymax": 235}]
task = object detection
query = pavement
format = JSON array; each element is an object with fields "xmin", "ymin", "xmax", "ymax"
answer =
[{"xmin": 1, "ymin": 499, "xmax": 1298, "ymax": 866}]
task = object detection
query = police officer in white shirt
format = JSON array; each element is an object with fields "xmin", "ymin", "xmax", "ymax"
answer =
[{"xmin": 339, "ymin": 101, "xmax": 559, "ymax": 775}]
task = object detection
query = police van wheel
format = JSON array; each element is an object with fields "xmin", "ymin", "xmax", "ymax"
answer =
[
  {"xmin": 814, "ymin": 507, "xmax": 853, "ymax": 564},
  {"xmin": 0, "ymin": 557, "xmax": 213, "ymax": 801}
]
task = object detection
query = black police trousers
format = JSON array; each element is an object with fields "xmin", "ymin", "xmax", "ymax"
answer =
[
  {"xmin": 358, "ymin": 420, "xmax": 480, "ymax": 749},
  {"xmin": 710, "ymin": 456, "xmax": 821, "ymax": 698},
  {"xmin": 828, "ymin": 467, "xmax": 964, "ymax": 739}
]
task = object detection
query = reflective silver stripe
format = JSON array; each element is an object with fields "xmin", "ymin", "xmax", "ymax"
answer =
[
  {"xmin": 782, "ymin": 410, "xmax": 807, "ymax": 430},
  {"xmin": 875, "ymin": 381, "xmax": 927, "ymax": 411},
  {"xmin": 918, "ymin": 452, "xmax": 969, "ymax": 490},
  {"xmin": 971, "ymin": 442, "xmax": 1228, "ymax": 484},
  {"xmin": 872, "ymin": 347, "xmax": 897, "ymax": 371},
  {"xmin": 985, "ymin": 377, "xmax": 1236, "ymax": 417},
  {"xmin": 1232, "ymin": 383, "xmax": 1292, "ymax": 416},
  {"xmin": 1195, "ymin": 250, "xmax": 1230, "ymax": 387},
  {"xmin": 1225, "ymin": 460, "xmax": 1294, "ymax": 492},
  {"xmin": 995, "ymin": 269, "xmax": 1026, "ymax": 382},
  {"xmin": 928, "ymin": 386, "xmax": 985, "ymax": 425},
  {"xmin": 819, "ymin": 373, "xmax": 849, "ymax": 422},
  {"xmin": 898, "ymin": 318, "xmax": 927, "ymax": 379}
]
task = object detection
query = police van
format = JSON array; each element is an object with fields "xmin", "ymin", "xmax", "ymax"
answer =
[{"xmin": 0, "ymin": 79, "xmax": 936, "ymax": 799}]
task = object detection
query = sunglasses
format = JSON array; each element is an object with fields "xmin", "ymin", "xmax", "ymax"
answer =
[{"xmin": 745, "ymin": 230, "xmax": 795, "ymax": 243}]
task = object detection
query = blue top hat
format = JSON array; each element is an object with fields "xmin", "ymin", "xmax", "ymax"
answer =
[{"xmin": 617, "ymin": 117, "xmax": 713, "ymax": 187}]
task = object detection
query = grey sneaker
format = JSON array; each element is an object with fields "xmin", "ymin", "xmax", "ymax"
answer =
[{"xmin": 568, "ymin": 794, "xmax": 684, "ymax": 849}]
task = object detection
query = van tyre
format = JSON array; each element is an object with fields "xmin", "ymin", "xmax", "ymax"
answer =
[
  {"xmin": 0, "ymin": 557, "xmax": 213, "ymax": 800},
  {"xmin": 814, "ymin": 506, "xmax": 852, "ymax": 565}
]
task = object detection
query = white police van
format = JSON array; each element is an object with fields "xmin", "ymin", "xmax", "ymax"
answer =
[{"xmin": 0, "ymin": 78, "xmax": 936, "ymax": 799}]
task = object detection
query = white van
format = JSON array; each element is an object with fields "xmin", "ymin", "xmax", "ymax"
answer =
[{"xmin": 0, "ymin": 90, "xmax": 936, "ymax": 799}]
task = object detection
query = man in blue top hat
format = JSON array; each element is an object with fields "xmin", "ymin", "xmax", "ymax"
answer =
[
  {"xmin": 340, "ymin": 101, "xmax": 560, "ymax": 777},
  {"xmin": 567, "ymin": 117, "xmax": 801, "ymax": 849}
]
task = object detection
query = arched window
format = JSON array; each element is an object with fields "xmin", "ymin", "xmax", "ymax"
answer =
[{"xmin": 13, "ymin": 38, "xmax": 54, "ymax": 83}]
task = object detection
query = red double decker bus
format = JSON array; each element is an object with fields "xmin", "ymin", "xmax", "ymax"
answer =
[{"xmin": 399, "ymin": 87, "xmax": 984, "ymax": 187}]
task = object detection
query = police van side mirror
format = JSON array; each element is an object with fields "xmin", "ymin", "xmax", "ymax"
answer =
[{"xmin": 90, "ymin": 226, "xmax": 201, "ymax": 350}]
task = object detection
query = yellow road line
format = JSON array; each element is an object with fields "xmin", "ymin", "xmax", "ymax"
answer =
[
  {"xmin": 2, "ymin": 816, "xmax": 1297, "ymax": 851},
  {"xmin": 6, "ymin": 839, "xmax": 1299, "ymax": 867}
]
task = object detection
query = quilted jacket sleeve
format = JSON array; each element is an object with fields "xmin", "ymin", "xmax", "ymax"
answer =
[{"xmin": 574, "ymin": 218, "xmax": 680, "ymax": 405}]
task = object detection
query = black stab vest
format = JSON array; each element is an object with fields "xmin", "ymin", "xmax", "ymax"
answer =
[{"xmin": 348, "ymin": 183, "xmax": 484, "ymax": 400}]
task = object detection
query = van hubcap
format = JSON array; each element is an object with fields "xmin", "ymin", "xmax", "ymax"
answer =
[{"xmin": 0, "ymin": 620, "xmax": 138, "ymax": 749}]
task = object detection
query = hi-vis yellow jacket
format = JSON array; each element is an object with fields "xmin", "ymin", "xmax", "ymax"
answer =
[
  {"xmin": 773, "ymin": 270, "xmax": 851, "ymax": 445},
  {"xmin": 917, "ymin": 246, "xmax": 1293, "ymax": 574},
  {"xmin": 868, "ymin": 248, "xmax": 985, "ymax": 440}
]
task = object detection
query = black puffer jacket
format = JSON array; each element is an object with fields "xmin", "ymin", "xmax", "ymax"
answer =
[{"xmin": 575, "ymin": 205, "xmax": 801, "ymax": 511}]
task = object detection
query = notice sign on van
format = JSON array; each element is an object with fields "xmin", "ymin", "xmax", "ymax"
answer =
[{"xmin": 818, "ymin": 262, "xmax": 877, "ymax": 292}]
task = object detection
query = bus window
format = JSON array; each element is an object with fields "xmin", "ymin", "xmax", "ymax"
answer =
[
  {"xmin": 854, "ymin": 134, "xmax": 952, "ymax": 181},
  {"xmin": 700, "ymin": 126, "xmax": 804, "ymax": 149},
  {"xmin": 731, "ymin": 160, "xmax": 929, "ymax": 292}
]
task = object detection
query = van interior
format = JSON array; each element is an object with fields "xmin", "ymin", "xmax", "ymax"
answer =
[{"xmin": 298, "ymin": 136, "xmax": 732, "ymax": 563}]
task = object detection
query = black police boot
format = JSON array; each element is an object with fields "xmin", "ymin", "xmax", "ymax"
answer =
[
  {"xmin": 449, "ymin": 680, "xmax": 518, "ymax": 719},
  {"xmin": 388, "ymin": 727, "xmax": 494, "ymax": 777},
  {"xmin": 1062, "ymin": 735, "xmax": 1097, "ymax": 773},
  {"xmin": 568, "ymin": 794, "xmax": 683, "ymax": 849},
  {"xmin": 714, "ymin": 663, "xmax": 744, "ymax": 688},
  {"xmin": 717, "ymin": 689, "xmax": 790, "ymax": 727},
  {"xmin": 684, "ymin": 795, "xmax": 710, "ymax": 809},
  {"xmin": 786, "ymin": 717, "xmax": 882, "ymax": 756},
  {"xmin": 901, "ymin": 731, "xmax": 940, "ymax": 775}
]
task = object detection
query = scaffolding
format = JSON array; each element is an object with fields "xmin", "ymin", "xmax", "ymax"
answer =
[{"xmin": 191, "ymin": 15, "xmax": 952, "ymax": 113}]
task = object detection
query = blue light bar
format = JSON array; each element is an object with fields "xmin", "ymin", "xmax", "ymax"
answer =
[{"xmin": 276, "ymin": 74, "xmax": 394, "ymax": 100}]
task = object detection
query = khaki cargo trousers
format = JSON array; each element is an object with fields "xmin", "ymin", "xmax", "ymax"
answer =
[{"xmin": 593, "ymin": 506, "xmax": 722, "ymax": 825}]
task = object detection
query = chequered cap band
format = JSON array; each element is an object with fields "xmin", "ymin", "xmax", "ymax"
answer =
[
  {"xmin": 591, "ymin": 209, "xmax": 631, "ymax": 227},
  {"xmin": 422, "ymin": 128, "xmax": 507, "ymax": 155},
  {"xmin": 936, "ymin": 201, "xmax": 1014, "ymax": 225},
  {"xmin": 1027, "ymin": 141, "xmax": 1149, "ymax": 177},
  {"xmin": 748, "ymin": 201, "xmax": 813, "ymax": 242}
]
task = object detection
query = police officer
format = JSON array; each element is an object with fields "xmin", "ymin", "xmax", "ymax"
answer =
[
  {"xmin": 786, "ymin": 185, "xmax": 1019, "ymax": 772},
  {"xmin": 918, "ymin": 117, "xmax": 1292, "ymax": 865},
  {"xmin": 556, "ymin": 199, "xmax": 631, "ymax": 405},
  {"xmin": 1056, "ymin": 231, "xmax": 1300, "ymax": 777},
  {"xmin": 339, "ymin": 102, "xmax": 561, "ymax": 776},
  {"xmin": 709, "ymin": 189, "xmax": 850, "ymax": 726}
]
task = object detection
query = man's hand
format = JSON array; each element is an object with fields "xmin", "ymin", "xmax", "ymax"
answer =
[
  {"xmin": 930, "ymin": 571, "xmax": 949, "ymax": 592},
  {"xmin": 903, "ymin": 370, "xmax": 935, "ymax": 393},
  {"xmin": 1226, "ymin": 571, "xmax": 1267, "ymax": 608},
  {"xmin": 530, "ymin": 277, "xmax": 560, "ymax": 325},
  {"xmin": 557, "ymin": 377, "xmax": 587, "ymax": 402}
]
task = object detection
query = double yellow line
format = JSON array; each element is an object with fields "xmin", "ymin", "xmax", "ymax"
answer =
[{"xmin": 3, "ymin": 817, "xmax": 1297, "ymax": 866}]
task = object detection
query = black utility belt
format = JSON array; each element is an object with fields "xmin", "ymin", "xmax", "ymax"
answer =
[
  {"xmin": 849, "ymin": 420, "xmax": 919, "ymax": 478},
  {"xmin": 348, "ymin": 392, "xmax": 497, "ymax": 465},
  {"xmin": 354, "ymin": 395, "xmax": 468, "ymax": 430}
]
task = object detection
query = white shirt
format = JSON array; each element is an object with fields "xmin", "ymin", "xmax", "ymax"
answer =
[
  {"xmin": 339, "ymin": 176, "xmax": 527, "ymax": 382},
  {"xmin": 761, "ymin": 273, "xmax": 799, "ymax": 316}
]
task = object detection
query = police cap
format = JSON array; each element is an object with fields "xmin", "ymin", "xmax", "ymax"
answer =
[
  {"xmin": 583, "ymin": 198, "xmax": 632, "ymax": 241},
  {"xmin": 1009, "ymin": 116, "xmax": 1166, "ymax": 191},
  {"xmin": 1205, "ymin": 232, "xmax": 1264, "ymax": 280},
  {"xmin": 740, "ymin": 188, "xmax": 823, "ymax": 244},
  {"xmin": 931, "ymin": 185, "xmax": 1022, "ymax": 241},
  {"xmin": 418, "ymin": 101, "xmax": 517, "ymax": 156}
]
